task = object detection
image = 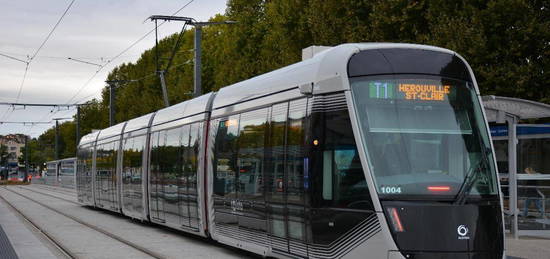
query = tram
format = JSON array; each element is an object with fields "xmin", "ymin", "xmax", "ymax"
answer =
[
  {"xmin": 44, "ymin": 157, "xmax": 77, "ymax": 188},
  {"xmin": 76, "ymin": 43, "xmax": 504, "ymax": 258}
]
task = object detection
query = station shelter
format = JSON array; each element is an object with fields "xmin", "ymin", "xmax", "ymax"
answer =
[{"xmin": 483, "ymin": 95, "xmax": 550, "ymax": 238}]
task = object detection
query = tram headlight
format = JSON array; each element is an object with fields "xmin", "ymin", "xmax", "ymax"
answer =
[{"xmin": 387, "ymin": 207, "xmax": 405, "ymax": 232}]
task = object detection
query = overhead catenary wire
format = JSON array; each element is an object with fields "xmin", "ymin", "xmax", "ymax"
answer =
[
  {"xmin": 65, "ymin": 0, "xmax": 195, "ymax": 105},
  {"xmin": 0, "ymin": 101, "xmax": 82, "ymax": 107},
  {"xmin": 0, "ymin": 51, "xmax": 136, "ymax": 61},
  {"xmin": 14, "ymin": 0, "xmax": 76, "ymax": 104},
  {"xmin": 67, "ymin": 57, "xmax": 103, "ymax": 67},
  {"xmin": 72, "ymin": 59, "xmax": 193, "ymax": 105},
  {"xmin": 29, "ymin": 0, "xmax": 76, "ymax": 62},
  {"xmin": 0, "ymin": 121, "xmax": 53, "ymax": 125},
  {"xmin": 0, "ymin": 52, "xmax": 29, "ymax": 64}
]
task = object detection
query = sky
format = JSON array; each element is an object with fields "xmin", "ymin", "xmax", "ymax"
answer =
[{"xmin": 0, "ymin": 0, "xmax": 227, "ymax": 137}]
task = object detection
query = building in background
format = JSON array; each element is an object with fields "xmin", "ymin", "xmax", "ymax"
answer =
[{"xmin": 0, "ymin": 134, "xmax": 26, "ymax": 170}]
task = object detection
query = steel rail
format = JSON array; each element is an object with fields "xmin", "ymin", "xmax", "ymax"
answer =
[
  {"xmin": 19, "ymin": 186, "xmax": 78, "ymax": 205},
  {"xmin": 3, "ymin": 186, "xmax": 166, "ymax": 259},
  {"xmin": 0, "ymin": 187, "xmax": 77, "ymax": 259},
  {"xmin": 31, "ymin": 184, "xmax": 76, "ymax": 195}
]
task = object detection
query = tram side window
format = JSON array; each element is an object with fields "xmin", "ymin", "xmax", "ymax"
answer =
[
  {"xmin": 150, "ymin": 131, "xmax": 162, "ymax": 186},
  {"xmin": 267, "ymin": 103, "xmax": 288, "ymax": 203},
  {"xmin": 95, "ymin": 144, "xmax": 106, "ymax": 177},
  {"xmin": 122, "ymin": 135, "xmax": 146, "ymax": 187},
  {"xmin": 180, "ymin": 124, "xmax": 191, "ymax": 221},
  {"xmin": 188, "ymin": 123, "xmax": 201, "ymax": 193},
  {"xmin": 214, "ymin": 115, "xmax": 240, "ymax": 197},
  {"xmin": 287, "ymin": 99, "xmax": 308, "ymax": 204},
  {"xmin": 188, "ymin": 122, "xmax": 201, "ymax": 227},
  {"xmin": 162, "ymin": 128, "xmax": 183, "ymax": 189},
  {"xmin": 237, "ymin": 109, "xmax": 268, "ymax": 200},
  {"xmin": 315, "ymin": 109, "xmax": 371, "ymax": 210}
]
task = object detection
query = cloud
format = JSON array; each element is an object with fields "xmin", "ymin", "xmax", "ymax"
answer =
[{"xmin": 0, "ymin": 0, "xmax": 227, "ymax": 136}]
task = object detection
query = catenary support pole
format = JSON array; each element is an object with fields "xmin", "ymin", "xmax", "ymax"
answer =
[
  {"xmin": 23, "ymin": 136, "xmax": 29, "ymax": 182},
  {"xmin": 509, "ymin": 116, "xmax": 519, "ymax": 238},
  {"xmin": 55, "ymin": 120, "xmax": 59, "ymax": 160},
  {"xmin": 109, "ymin": 83, "xmax": 116, "ymax": 126},
  {"xmin": 193, "ymin": 25, "xmax": 202, "ymax": 97},
  {"xmin": 159, "ymin": 70, "xmax": 169, "ymax": 107},
  {"xmin": 76, "ymin": 105, "xmax": 80, "ymax": 154}
]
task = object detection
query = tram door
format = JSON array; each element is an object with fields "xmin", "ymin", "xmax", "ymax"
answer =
[
  {"xmin": 267, "ymin": 100, "xmax": 308, "ymax": 256},
  {"xmin": 150, "ymin": 131, "xmax": 165, "ymax": 222}
]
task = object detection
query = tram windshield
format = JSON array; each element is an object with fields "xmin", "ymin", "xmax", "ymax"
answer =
[{"xmin": 351, "ymin": 75, "xmax": 498, "ymax": 199}]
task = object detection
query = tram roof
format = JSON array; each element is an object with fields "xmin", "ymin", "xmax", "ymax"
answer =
[
  {"xmin": 212, "ymin": 43, "xmax": 457, "ymax": 110},
  {"xmin": 152, "ymin": 92, "xmax": 214, "ymax": 126},
  {"xmin": 123, "ymin": 112, "xmax": 155, "ymax": 134},
  {"xmin": 46, "ymin": 157, "xmax": 76, "ymax": 165},
  {"xmin": 483, "ymin": 95, "xmax": 550, "ymax": 121},
  {"xmin": 79, "ymin": 130, "xmax": 101, "ymax": 146},
  {"xmin": 97, "ymin": 121, "xmax": 126, "ymax": 141}
]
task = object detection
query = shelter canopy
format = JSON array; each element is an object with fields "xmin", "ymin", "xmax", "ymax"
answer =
[{"xmin": 483, "ymin": 95, "xmax": 550, "ymax": 122}]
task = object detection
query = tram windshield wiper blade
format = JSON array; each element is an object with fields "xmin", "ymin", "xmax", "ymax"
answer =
[
  {"xmin": 453, "ymin": 160, "xmax": 483, "ymax": 205},
  {"xmin": 453, "ymin": 148, "xmax": 490, "ymax": 205}
]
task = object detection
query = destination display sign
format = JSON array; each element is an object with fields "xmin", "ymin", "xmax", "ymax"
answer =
[{"xmin": 368, "ymin": 80, "xmax": 452, "ymax": 101}]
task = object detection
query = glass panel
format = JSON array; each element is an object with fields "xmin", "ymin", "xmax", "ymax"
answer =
[
  {"xmin": 122, "ymin": 138, "xmax": 134, "ymax": 211},
  {"xmin": 122, "ymin": 135, "xmax": 146, "ymax": 214},
  {"xmin": 213, "ymin": 115, "xmax": 240, "ymax": 198},
  {"xmin": 322, "ymin": 151, "xmax": 333, "ymax": 200},
  {"xmin": 180, "ymin": 125, "xmax": 191, "ymax": 226},
  {"xmin": 162, "ymin": 127, "xmax": 182, "ymax": 226},
  {"xmin": 267, "ymin": 103, "xmax": 288, "ymax": 239},
  {"xmin": 351, "ymin": 75, "xmax": 499, "ymax": 199},
  {"xmin": 95, "ymin": 141, "xmax": 118, "ymax": 209},
  {"xmin": 149, "ymin": 131, "xmax": 163, "ymax": 220},
  {"xmin": 237, "ymin": 109, "xmax": 268, "ymax": 201},
  {"xmin": 95, "ymin": 144, "xmax": 106, "ymax": 206},
  {"xmin": 287, "ymin": 99, "xmax": 307, "ymax": 204},
  {"xmin": 132, "ymin": 136, "xmax": 145, "ymax": 213},
  {"xmin": 188, "ymin": 123, "xmax": 201, "ymax": 228},
  {"xmin": 60, "ymin": 161, "xmax": 75, "ymax": 175},
  {"xmin": 268, "ymin": 103, "xmax": 288, "ymax": 203},
  {"xmin": 315, "ymin": 109, "xmax": 370, "ymax": 209},
  {"xmin": 77, "ymin": 144, "xmax": 93, "ymax": 203},
  {"xmin": 288, "ymin": 220, "xmax": 304, "ymax": 240}
]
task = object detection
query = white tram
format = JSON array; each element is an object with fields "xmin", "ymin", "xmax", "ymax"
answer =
[
  {"xmin": 77, "ymin": 43, "xmax": 504, "ymax": 259},
  {"xmin": 43, "ymin": 157, "xmax": 77, "ymax": 188}
]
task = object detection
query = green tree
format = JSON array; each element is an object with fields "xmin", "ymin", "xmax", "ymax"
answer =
[{"xmin": 37, "ymin": 0, "xmax": 550, "ymax": 150}]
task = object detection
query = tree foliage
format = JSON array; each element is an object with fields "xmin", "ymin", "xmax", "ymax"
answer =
[{"xmin": 35, "ymin": 0, "xmax": 549, "ymax": 160}]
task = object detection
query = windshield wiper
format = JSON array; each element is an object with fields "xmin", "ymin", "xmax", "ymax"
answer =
[{"xmin": 453, "ymin": 148, "xmax": 491, "ymax": 205}]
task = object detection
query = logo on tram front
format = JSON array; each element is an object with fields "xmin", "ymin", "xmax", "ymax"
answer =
[{"xmin": 457, "ymin": 225, "xmax": 470, "ymax": 240}]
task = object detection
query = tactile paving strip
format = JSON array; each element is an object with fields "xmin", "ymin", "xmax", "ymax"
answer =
[{"xmin": 0, "ymin": 225, "xmax": 18, "ymax": 259}]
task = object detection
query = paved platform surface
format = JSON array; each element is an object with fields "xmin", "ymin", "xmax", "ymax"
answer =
[
  {"xmin": 0, "ymin": 184, "xmax": 254, "ymax": 259},
  {"xmin": 507, "ymin": 235, "xmax": 550, "ymax": 259},
  {"xmin": 0, "ymin": 191, "xmax": 58, "ymax": 259},
  {"xmin": 4, "ymin": 183, "xmax": 550, "ymax": 259}
]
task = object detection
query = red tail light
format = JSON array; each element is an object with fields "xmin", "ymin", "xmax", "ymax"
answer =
[
  {"xmin": 427, "ymin": 186, "xmax": 451, "ymax": 192},
  {"xmin": 387, "ymin": 207, "xmax": 404, "ymax": 232}
]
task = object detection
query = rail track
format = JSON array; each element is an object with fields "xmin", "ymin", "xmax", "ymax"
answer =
[
  {"xmin": 19, "ymin": 185, "xmax": 79, "ymax": 205},
  {"xmin": 0, "ymin": 186, "xmax": 165, "ymax": 259},
  {"xmin": 0, "ymin": 188, "xmax": 76, "ymax": 259},
  {"xmin": 31, "ymin": 184, "xmax": 76, "ymax": 195}
]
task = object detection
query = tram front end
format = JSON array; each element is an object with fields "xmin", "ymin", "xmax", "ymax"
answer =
[{"xmin": 347, "ymin": 47, "xmax": 504, "ymax": 259}]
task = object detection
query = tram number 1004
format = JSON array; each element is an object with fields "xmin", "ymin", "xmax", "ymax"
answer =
[{"xmin": 380, "ymin": 186, "xmax": 402, "ymax": 194}]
